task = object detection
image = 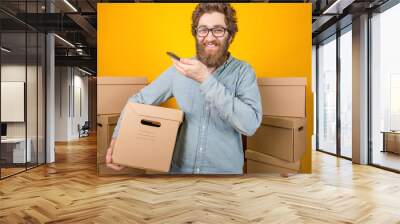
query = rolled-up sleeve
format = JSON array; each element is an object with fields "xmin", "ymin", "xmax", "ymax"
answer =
[{"xmin": 199, "ymin": 64, "xmax": 262, "ymax": 136}]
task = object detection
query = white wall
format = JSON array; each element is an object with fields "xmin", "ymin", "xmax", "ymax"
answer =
[
  {"xmin": 55, "ymin": 67, "xmax": 70, "ymax": 141},
  {"xmin": 54, "ymin": 67, "xmax": 89, "ymax": 141},
  {"xmin": 1, "ymin": 66, "xmax": 26, "ymax": 131},
  {"xmin": 1, "ymin": 65, "xmax": 36, "ymax": 137},
  {"xmin": 1, "ymin": 63, "xmax": 46, "ymax": 164},
  {"xmin": 74, "ymin": 70, "xmax": 89, "ymax": 139}
]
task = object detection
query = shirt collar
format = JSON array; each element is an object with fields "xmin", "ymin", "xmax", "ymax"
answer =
[{"xmin": 212, "ymin": 52, "xmax": 233, "ymax": 75}]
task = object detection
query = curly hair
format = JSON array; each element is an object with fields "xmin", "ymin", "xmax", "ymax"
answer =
[{"xmin": 191, "ymin": 3, "xmax": 238, "ymax": 42}]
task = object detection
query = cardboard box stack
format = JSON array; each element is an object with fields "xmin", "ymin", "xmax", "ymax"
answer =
[
  {"xmin": 97, "ymin": 77, "xmax": 148, "ymax": 115},
  {"xmin": 246, "ymin": 77, "xmax": 307, "ymax": 174},
  {"xmin": 112, "ymin": 102, "xmax": 184, "ymax": 173},
  {"xmin": 96, "ymin": 77, "xmax": 147, "ymax": 176}
]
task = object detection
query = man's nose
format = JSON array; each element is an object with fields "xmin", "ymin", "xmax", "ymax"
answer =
[{"xmin": 205, "ymin": 31, "xmax": 216, "ymax": 42}]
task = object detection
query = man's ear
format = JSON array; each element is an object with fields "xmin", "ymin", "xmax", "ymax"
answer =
[{"xmin": 228, "ymin": 36, "xmax": 233, "ymax": 44}]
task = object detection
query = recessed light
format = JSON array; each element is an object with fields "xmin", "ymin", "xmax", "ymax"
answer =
[
  {"xmin": 77, "ymin": 67, "xmax": 93, "ymax": 76},
  {"xmin": 54, "ymin": 34, "xmax": 75, "ymax": 48},
  {"xmin": 1, "ymin": 47, "xmax": 11, "ymax": 53},
  {"xmin": 63, "ymin": 0, "xmax": 78, "ymax": 12},
  {"xmin": 322, "ymin": 0, "xmax": 354, "ymax": 15}
]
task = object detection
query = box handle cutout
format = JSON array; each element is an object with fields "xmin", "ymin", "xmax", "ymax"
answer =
[
  {"xmin": 97, "ymin": 123, "xmax": 103, "ymax": 127},
  {"xmin": 141, "ymin": 119, "xmax": 161, "ymax": 128},
  {"xmin": 298, "ymin": 126, "xmax": 303, "ymax": 131}
]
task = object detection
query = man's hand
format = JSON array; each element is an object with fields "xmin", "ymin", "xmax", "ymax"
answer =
[
  {"xmin": 106, "ymin": 139, "xmax": 125, "ymax": 171},
  {"xmin": 173, "ymin": 58, "xmax": 211, "ymax": 83}
]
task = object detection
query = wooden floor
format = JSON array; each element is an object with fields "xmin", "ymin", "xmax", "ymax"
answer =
[
  {"xmin": 1, "ymin": 135, "xmax": 400, "ymax": 223},
  {"xmin": 0, "ymin": 167, "xmax": 26, "ymax": 178},
  {"xmin": 372, "ymin": 150, "xmax": 400, "ymax": 171},
  {"xmin": 1, "ymin": 163, "xmax": 45, "ymax": 178}
]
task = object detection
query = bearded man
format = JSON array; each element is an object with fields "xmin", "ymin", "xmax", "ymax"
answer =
[{"xmin": 106, "ymin": 3, "xmax": 262, "ymax": 174}]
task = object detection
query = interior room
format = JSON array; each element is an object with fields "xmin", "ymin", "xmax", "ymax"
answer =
[{"xmin": 0, "ymin": 1, "xmax": 399, "ymax": 223}]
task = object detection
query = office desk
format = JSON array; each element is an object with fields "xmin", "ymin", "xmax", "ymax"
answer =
[
  {"xmin": 381, "ymin": 131, "xmax": 400, "ymax": 154},
  {"xmin": 1, "ymin": 138, "xmax": 32, "ymax": 164}
]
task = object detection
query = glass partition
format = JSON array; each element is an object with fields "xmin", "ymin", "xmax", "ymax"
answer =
[
  {"xmin": 0, "ymin": 1, "xmax": 46, "ymax": 179},
  {"xmin": 317, "ymin": 35, "xmax": 337, "ymax": 155},
  {"xmin": 370, "ymin": 3, "xmax": 400, "ymax": 171},
  {"xmin": 339, "ymin": 28, "xmax": 352, "ymax": 158}
]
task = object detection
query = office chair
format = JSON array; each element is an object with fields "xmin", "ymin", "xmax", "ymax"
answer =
[{"xmin": 79, "ymin": 121, "xmax": 90, "ymax": 138}]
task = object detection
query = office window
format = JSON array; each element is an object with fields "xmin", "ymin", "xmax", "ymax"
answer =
[
  {"xmin": 339, "ymin": 28, "xmax": 352, "ymax": 158},
  {"xmin": 371, "ymin": 2, "xmax": 400, "ymax": 171},
  {"xmin": 312, "ymin": 45, "xmax": 317, "ymax": 151},
  {"xmin": 390, "ymin": 74, "xmax": 400, "ymax": 130},
  {"xmin": 317, "ymin": 36, "xmax": 337, "ymax": 154}
]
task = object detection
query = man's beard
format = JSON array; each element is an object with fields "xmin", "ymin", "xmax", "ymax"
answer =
[{"xmin": 196, "ymin": 37, "xmax": 230, "ymax": 68}]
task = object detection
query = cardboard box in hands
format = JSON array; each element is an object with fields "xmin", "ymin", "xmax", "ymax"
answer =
[{"xmin": 112, "ymin": 102, "xmax": 184, "ymax": 172}]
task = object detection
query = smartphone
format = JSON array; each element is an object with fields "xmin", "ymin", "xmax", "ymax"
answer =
[{"xmin": 166, "ymin": 51, "xmax": 181, "ymax": 61}]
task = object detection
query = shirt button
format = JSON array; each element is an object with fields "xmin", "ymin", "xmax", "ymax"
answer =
[
  {"xmin": 196, "ymin": 168, "xmax": 200, "ymax": 173},
  {"xmin": 202, "ymin": 125, "xmax": 206, "ymax": 130},
  {"xmin": 199, "ymin": 147, "xmax": 203, "ymax": 151}
]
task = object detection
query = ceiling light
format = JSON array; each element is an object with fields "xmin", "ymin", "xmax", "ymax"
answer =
[
  {"xmin": 322, "ymin": 0, "xmax": 355, "ymax": 15},
  {"xmin": 54, "ymin": 34, "xmax": 75, "ymax": 48},
  {"xmin": 63, "ymin": 0, "xmax": 78, "ymax": 12},
  {"xmin": 78, "ymin": 67, "xmax": 93, "ymax": 76},
  {"xmin": 1, "ymin": 47, "xmax": 11, "ymax": 53}
]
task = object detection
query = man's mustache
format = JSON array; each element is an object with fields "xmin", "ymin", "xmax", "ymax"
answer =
[{"xmin": 203, "ymin": 41, "xmax": 220, "ymax": 46}]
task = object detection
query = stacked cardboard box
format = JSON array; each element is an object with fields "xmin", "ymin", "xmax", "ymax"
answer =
[
  {"xmin": 96, "ymin": 77, "xmax": 147, "ymax": 176},
  {"xmin": 246, "ymin": 77, "xmax": 307, "ymax": 174},
  {"xmin": 97, "ymin": 77, "xmax": 148, "ymax": 115}
]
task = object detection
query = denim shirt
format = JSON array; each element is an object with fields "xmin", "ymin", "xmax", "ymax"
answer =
[{"xmin": 112, "ymin": 55, "xmax": 262, "ymax": 174}]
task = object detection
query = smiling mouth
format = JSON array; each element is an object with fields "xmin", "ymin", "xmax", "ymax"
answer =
[{"xmin": 205, "ymin": 42, "xmax": 218, "ymax": 50}]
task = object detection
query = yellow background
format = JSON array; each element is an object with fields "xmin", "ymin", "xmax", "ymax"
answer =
[{"xmin": 98, "ymin": 3, "xmax": 312, "ymax": 173}]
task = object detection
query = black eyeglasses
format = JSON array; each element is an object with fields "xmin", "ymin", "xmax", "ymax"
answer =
[{"xmin": 195, "ymin": 27, "xmax": 228, "ymax": 38}]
